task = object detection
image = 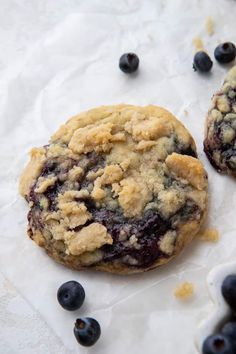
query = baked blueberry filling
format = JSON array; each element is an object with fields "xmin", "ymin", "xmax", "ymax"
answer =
[
  {"xmin": 179, "ymin": 145, "xmax": 197, "ymax": 157},
  {"xmin": 27, "ymin": 142, "xmax": 202, "ymax": 268},
  {"xmin": 203, "ymin": 141, "xmax": 222, "ymax": 172},
  {"xmin": 223, "ymin": 148, "xmax": 236, "ymax": 170},
  {"xmin": 173, "ymin": 136, "xmax": 197, "ymax": 158},
  {"xmin": 41, "ymin": 160, "xmax": 58, "ymax": 176},
  {"xmin": 91, "ymin": 209, "xmax": 170, "ymax": 267}
]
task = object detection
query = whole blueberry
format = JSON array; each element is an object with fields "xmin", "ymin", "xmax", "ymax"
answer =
[
  {"xmin": 202, "ymin": 334, "xmax": 234, "ymax": 354},
  {"xmin": 193, "ymin": 51, "xmax": 213, "ymax": 72},
  {"xmin": 214, "ymin": 42, "xmax": 236, "ymax": 63},
  {"xmin": 57, "ymin": 281, "xmax": 85, "ymax": 311},
  {"xmin": 74, "ymin": 317, "xmax": 101, "ymax": 347},
  {"xmin": 222, "ymin": 322, "xmax": 236, "ymax": 350},
  {"xmin": 119, "ymin": 53, "xmax": 139, "ymax": 73},
  {"xmin": 222, "ymin": 274, "xmax": 236, "ymax": 311}
]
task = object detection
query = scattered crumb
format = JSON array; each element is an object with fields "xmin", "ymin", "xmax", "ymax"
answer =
[
  {"xmin": 174, "ymin": 282, "xmax": 194, "ymax": 300},
  {"xmin": 205, "ymin": 16, "xmax": 215, "ymax": 36},
  {"xmin": 193, "ymin": 36, "xmax": 204, "ymax": 52},
  {"xmin": 198, "ymin": 228, "xmax": 219, "ymax": 243},
  {"xmin": 184, "ymin": 109, "xmax": 189, "ymax": 116}
]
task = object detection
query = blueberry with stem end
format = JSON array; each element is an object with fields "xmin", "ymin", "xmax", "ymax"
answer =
[
  {"xmin": 74, "ymin": 317, "xmax": 101, "ymax": 347},
  {"xmin": 119, "ymin": 53, "xmax": 139, "ymax": 73},
  {"xmin": 222, "ymin": 274, "xmax": 236, "ymax": 311},
  {"xmin": 193, "ymin": 51, "xmax": 213, "ymax": 72},
  {"xmin": 57, "ymin": 281, "xmax": 85, "ymax": 311},
  {"xmin": 202, "ymin": 334, "xmax": 234, "ymax": 354},
  {"xmin": 214, "ymin": 42, "xmax": 236, "ymax": 64}
]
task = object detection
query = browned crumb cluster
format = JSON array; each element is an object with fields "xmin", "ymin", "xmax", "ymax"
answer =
[
  {"xmin": 205, "ymin": 17, "xmax": 215, "ymax": 36},
  {"xmin": 198, "ymin": 229, "xmax": 219, "ymax": 243},
  {"xmin": 193, "ymin": 37, "xmax": 204, "ymax": 52},
  {"xmin": 174, "ymin": 282, "xmax": 194, "ymax": 299}
]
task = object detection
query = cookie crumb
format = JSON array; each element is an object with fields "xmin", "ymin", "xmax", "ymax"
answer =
[
  {"xmin": 198, "ymin": 228, "xmax": 219, "ymax": 242},
  {"xmin": 184, "ymin": 109, "xmax": 189, "ymax": 116},
  {"xmin": 174, "ymin": 282, "xmax": 194, "ymax": 299},
  {"xmin": 193, "ymin": 37, "xmax": 204, "ymax": 52},
  {"xmin": 205, "ymin": 16, "xmax": 214, "ymax": 36}
]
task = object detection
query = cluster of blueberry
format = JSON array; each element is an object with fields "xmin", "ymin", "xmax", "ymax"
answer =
[
  {"xmin": 118, "ymin": 42, "xmax": 236, "ymax": 76},
  {"xmin": 57, "ymin": 281, "xmax": 101, "ymax": 347},
  {"xmin": 202, "ymin": 274, "xmax": 236, "ymax": 354},
  {"xmin": 193, "ymin": 42, "xmax": 236, "ymax": 73}
]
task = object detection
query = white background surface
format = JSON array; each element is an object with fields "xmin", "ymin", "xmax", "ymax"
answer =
[{"xmin": 0, "ymin": 0, "xmax": 236, "ymax": 353}]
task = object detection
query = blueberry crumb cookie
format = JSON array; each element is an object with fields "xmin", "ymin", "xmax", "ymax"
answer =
[
  {"xmin": 204, "ymin": 66, "xmax": 236, "ymax": 176},
  {"xmin": 20, "ymin": 105, "xmax": 208, "ymax": 274}
]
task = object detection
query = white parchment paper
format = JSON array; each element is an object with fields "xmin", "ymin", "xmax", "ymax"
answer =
[{"xmin": 1, "ymin": 0, "xmax": 236, "ymax": 353}]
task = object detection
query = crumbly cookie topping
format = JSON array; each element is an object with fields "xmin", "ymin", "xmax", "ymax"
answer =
[{"xmin": 204, "ymin": 66, "xmax": 236, "ymax": 175}]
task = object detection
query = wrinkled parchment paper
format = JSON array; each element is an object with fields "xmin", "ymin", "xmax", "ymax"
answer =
[{"xmin": 1, "ymin": 0, "xmax": 236, "ymax": 353}]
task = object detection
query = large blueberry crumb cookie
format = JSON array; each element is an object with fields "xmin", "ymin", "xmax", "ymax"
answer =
[
  {"xmin": 204, "ymin": 66, "xmax": 236, "ymax": 176},
  {"xmin": 20, "ymin": 105, "xmax": 208, "ymax": 274}
]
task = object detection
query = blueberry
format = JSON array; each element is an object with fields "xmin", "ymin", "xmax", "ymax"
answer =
[
  {"xmin": 119, "ymin": 53, "xmax": 139, "ymax": 73},
  {"xmin": 74, "ymin": 317, "xmax": 101, "ymax": 347},
  {"xmin": 57, "ymin": 281, "xmax": 85, "ymax": 311},
  {"xmin": 202, "ymin": 334, "xmax": 234, "ymax": 354},
  {"xmin": 222, "ymin": 322, "xmax": 236, "ymax": 350},
  {"xmin": 222, "ymin": 274, "xmax": 236, "ymax": 311},
  {"xmin": 214, "ymin": 42, "xmax": 236, "ymax": 63},
  {"xmin": 193, "ymin": 51, "xmax": 213, "ymax": 72}
]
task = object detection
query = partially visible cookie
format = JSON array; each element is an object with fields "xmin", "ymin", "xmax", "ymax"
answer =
[
  {"xmin": 204, "ymin": 66, "xmax": 236, "ymax": 175},
  {"xmin": 20, "ymin": 105, "xmax": 208, "ymax": 274}
]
